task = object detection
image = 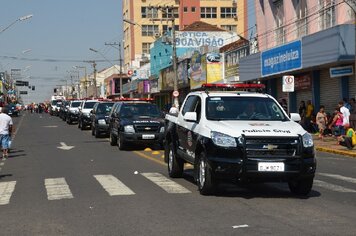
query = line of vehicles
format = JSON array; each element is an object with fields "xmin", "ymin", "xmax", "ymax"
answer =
[{"xmin": 49, "ymin": 83, "xmax": 317, "ymax": 196}]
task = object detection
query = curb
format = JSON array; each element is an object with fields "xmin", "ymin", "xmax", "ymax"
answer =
[{"xmin": 315, "ymin": 146, "xmax": 356, "ymax": 158}]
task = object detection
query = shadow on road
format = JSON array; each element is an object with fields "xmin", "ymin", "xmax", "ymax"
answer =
[{"xmin": 0, "ymin": 174, "xmax": 13, "ymax": 180}]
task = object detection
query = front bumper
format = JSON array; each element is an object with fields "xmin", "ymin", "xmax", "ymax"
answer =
[
  {"xmin": 68, "ymin": 113, "xmax": 79, "ymax": 121},
  {"xmin": 120, "ymin": 132, "xmax": 164, "ymax": 144},
  {"xmin": 81, "ymin": 116, "xmax": 91, "ymax": 126},
  {"xmin": 96, "ymin": 123, "xmax": 110, "ymax": 133},
  {"xmin": 204, "ymin": 139, "xmax": 316, "ymax": 182}
]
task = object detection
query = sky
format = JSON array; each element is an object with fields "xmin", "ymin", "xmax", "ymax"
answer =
[{"xmin": 0, "ymin": 0, "xmax": 123, "ymax": 103}]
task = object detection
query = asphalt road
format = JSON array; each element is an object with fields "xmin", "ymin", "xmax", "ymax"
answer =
[{"xmin": 0, "ymin": 111, "xmax": 355, "ymax": 236}]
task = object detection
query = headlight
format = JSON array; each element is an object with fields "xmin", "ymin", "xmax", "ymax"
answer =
[
  {"xmin": 124, "ymin": 125, "xmax": 135, "ymax": 133},
  {"xmin": 160, "ymin": 126, "xmax": 165, "ymax": 133},
  {"xmin": 302, "ymin": 132, "xmax": 313, "ymax": 148},
  {"xmin": 84, "ymin": 113, "xmax": 90, "ymax": 117},
  {"xmin": 98, "ymin": 119, "xmax": 106, "ymax": 125},
  {"xmin": 211, "ymin": 131, "xmax": 237, "ymax": 147}
]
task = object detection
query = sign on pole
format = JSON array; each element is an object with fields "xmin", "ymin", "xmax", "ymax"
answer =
[{"xmin": 282, "ymin": 75, "xmax": 294, "ymax": 92}]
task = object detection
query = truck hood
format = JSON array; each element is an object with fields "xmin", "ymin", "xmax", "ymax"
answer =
[{"xmin": 204, "ymin": 120, "xmax": 306, "ymax": 137}]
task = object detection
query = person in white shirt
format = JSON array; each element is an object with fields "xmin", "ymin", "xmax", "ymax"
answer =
[
  {"xmin": 0, "ymin": 107, "xmax": 13, "ymax": 160},
  {"xmin": 339, "ymin": 101, "xmax": 350, "ymax": 135}
]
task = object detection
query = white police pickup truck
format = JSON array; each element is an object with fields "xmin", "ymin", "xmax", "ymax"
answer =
[{"xmin": 164, "ymin": 84, "xmax": 316, "ymax": 195}]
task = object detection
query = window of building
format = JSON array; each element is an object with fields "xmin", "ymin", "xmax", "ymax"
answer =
[
  {"xmin": 191, "ymin": 7, "xmax": 196, "ymax": 12},
  {"xmin": 141, "ymin": 25, "xmax": 159, "ymax": 37},
  {"xmin": 221, "ymin": 25, "xmax": 237, "ymax": 32},
  {"xmin": 141, "ymin": 7, "xmax": 158, "ymax": 18},
  {"xmin": 274, "ymin": 1, "xmax": 285, "ymax": 45},
  {"xmin": 142, "ymin": 43, "xmax": 151, "ymax": 54},
  {"xmin": 184, "ymin": 7, "xmax": 188, "ymax": 13},
  {"xmin": 220, "ymin": 7, "xmax": 237, "ymax": 18},
  {"xmin": 295, "ymin": 0, "xmax": 308, "ymax": 38},
  {"xmin": 162, "ymin": 25, "xmax": 179, "ymax": 34},
  {"xmin": 162, "ymin": 7, "xmax": 179, "ymax": 18},
  {"xmin": 201, "ymin": 7, "xmax": 217, "ymax": 18},
  {"xmin": 319, "ymin": 0, "xmax": 335, "ymax": 30}
]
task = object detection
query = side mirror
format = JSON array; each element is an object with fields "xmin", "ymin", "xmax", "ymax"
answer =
[
  {"xmin": 184, "ymin": 112, "xmax": 197, "ymax": 122},
  {"xmin": 290, "ymin": 113, "xmax": 301, "ymax": 122}
]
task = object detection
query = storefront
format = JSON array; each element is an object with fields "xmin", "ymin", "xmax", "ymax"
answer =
[{"xmin": 240, "ymin": 24, "xmax": 355, "ymax": 114}]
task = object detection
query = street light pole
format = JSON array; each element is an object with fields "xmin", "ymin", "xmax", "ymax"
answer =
[
  {"xmin": 105, "ymin": 42, "xmax": 123, "ymax": 98},
  {"xmin": 171, "ymin": 18, "xmax": 179, "ymax": 108},
  {"xmin": 0, "ymin": 14, "xmax": 33, "ymax": 34}
]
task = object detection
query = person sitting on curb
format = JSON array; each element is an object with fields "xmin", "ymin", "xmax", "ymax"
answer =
[{"xmin": 337, "ymin": 124, "xmax": 356, "ymax": 150}]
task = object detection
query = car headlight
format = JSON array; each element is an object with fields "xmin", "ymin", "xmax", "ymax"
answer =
[
  {"xmin": 124, "ymin": 125, "xmax": 135, "ymax": 133},
  {"xmin": 160, "ymin": 126, "xmax": 165, "ymax": 133},
  {"xmin": 84, "ymin": 113, "xmax": 90, "ymax": 117},
  {"xmin": 98, "ymin": 119, "xmax": 106, "ymax": 125},
  {"xmin": 211, "ymin": 131, "xmax": 237, "ymax": 148},
  {"xmin": 302, "ymin": 132, "xmax": 314, "ymax": 148}
]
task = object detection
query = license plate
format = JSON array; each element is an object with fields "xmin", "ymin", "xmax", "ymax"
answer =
[
  {"xmin": 142, "ymin": 134, "xmax": 155, "ymax": 139},
  {"xmin": 258, "ymin": 162, "xmax": 284, "ymax": 172}
]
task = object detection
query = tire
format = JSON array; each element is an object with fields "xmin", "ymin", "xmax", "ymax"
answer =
[
  {"xmin": 91, "ymin": 126, "xmax": 95, "ymax": 136},
  {"xmin": 288, "ymin": 177, "xmax": 314, "ymax": 196},
  {"xmin": 109, "ymin": 132, "xmax": 117, "ymax": 146},
  {"xmin": 197, "ymin": 152, "xmax": 216, "ymax": 195},
  {"xmin": 78, "ymin": 119, "xmax": 81, "ymax": 129},
  {"xmin": 167, "ymin": 142, "xmax": 184, "ymax": 178},
  {"xmin": 118, "ymin": 133, "xmax": 126, "ymax": 150},
  {"xmin": 94, "ymin": 127, "xmax": 100, "ymax": 138},
  {"xmin": 80, "ymin": 121, "xmax": 85, "ymax": 130}
]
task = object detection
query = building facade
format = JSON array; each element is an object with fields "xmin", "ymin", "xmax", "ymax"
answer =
[
  {"xmin": 122, "ymin": 0, "xmax": 247, "ymax": 72},
  {"xmin": 240, "ymin": 0, "xmax": 355, "ymax": 114}
]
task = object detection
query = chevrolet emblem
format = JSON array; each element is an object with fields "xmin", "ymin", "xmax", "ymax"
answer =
[
  {"xmin": 262, "ymin": 144, "xmax": 278, "ymax": 150},
  {"xmin": 144, "ymin": 127, "xmax": 151, "ymax": 130}
]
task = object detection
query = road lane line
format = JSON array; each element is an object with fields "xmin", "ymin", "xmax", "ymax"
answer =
[
  {"xmin": 0, "ymin": 181, "xmax": 16, "ymax": 205},
  {"xmin": 133, "ymin": 151, "xmax": 166, "ymax": 166},
  {"xmin": 45, "ymin": 178, "xmax": 74, "ymax": 200},
  {"xmin": 94, "ymin": 175, "xmax": 135, "ymax": 196},
  {"xmin": 314, "ymin": 180, "xmax": 356, "ymax": 193},
  {"xmin": 141, "ymin": 172, "xmax": 191, "ymax": 194},
  {"xmin": 318, "ymin": 173, "xmax": 356, "ymax": 184}
]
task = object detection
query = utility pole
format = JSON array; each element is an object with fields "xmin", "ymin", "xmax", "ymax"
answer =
[
  {"xmin": 148, "ymin": 5, "xmax": 179, "ymax": 107},
  {"xmin": 105, "ymin": 42, "xmax": 123, "ymax": 98},
  {"xmin": 84, "ymin": 60, "xmax": 97, "ymax": 97}
]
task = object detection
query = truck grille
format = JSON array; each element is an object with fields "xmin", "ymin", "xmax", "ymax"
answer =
[
  {"xmin": 244, "ymin": 136, "xmax": 300, "ymax": 159},
  {"xmin": 135, "ymin": 124, "xmax": 160, "ymax": 133}
]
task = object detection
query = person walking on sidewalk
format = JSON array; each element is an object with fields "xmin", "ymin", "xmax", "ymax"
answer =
[{"xmin": 0, "ymin": 107, "xmax": 13, "ymax": 160}]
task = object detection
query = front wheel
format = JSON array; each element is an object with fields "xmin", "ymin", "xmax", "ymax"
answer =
[
  {"xmin": 94, "ymin": 127, "xmax": 100, "ymax": 138},
  {"xmin": 288, "ymin": 177, "xmax": 314, "ymax": 196},
  {"xmin": 197, "ymin": 152, "xmax": 216, "ymax": 195},
  {"xmin": 118, "ymin": 133, "xmax": 126, "ymax": 150},
  {"xmin": 167, "ymin": 142, "xmax": 184, "ymax": 178}
]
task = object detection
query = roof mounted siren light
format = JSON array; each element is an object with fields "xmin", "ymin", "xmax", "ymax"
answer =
[
  {"xmin": 114, "ymin": 97, "xmax": 155, "ymax": 102},
  {"xmin": 200, "ymin": 83, "xmax": 265, "ymax": 92}
]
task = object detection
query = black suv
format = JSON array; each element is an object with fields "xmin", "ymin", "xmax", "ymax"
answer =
[
  {"xmin": 108, "ymin": 100, "xmax": 165, "ymax": 150},
  {"xmin": 90, "ymin": 101, "xmax": 115, "ymax": 138}
]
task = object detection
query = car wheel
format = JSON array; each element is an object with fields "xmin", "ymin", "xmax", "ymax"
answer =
[
  {"xmin": 167, "ymin": 142, "xmax": 184, "ymax": 178},
  {"xmin": 197, "ymin": 152, "xmax": 216, "ymax": 195},
  {"xmin": 80, "ymin": 121, "xmax": 85, "ymax": 130},
  {"xmin": 78, "ymin": 120, "xmax": 81, "ymax": 129},
  {"xmin": 288, "ymin": 177, "xmax": 314, "ymax": 196},
  {"xmin": 94, "ymin": 128, "xmax": 100, "ymax": 138},
  {"xmin": 118, "ymin": 133, "xmax": 126, "ymax": 150},
  {"xmin": 91, "ymin": 126, "xmax": 95, "ymax": 135},
  {"xmin": 109, "ymin": 132, "xmax": 117, "ymax": 146}
]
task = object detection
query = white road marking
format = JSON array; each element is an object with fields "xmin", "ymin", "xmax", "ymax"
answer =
[
  {"xmin": 232, "ymin": 224, "xmax": 249, "ymax": 229},
  {"xmin": 43, "ymin": 125, "xmax": 58, "ymax": 128},
  {"xmin": 314, "ymin": 180, "xmax": 356, "ymax": 193},
  {"xmin": 141, "ymin": 172, "xmax": 191, "ymax": 193},
  {"xmin": 0, "ymin": 163, "xmax": 4, "ymax": 166},
  {"xmin": 94, "ymin": 175, "xmax": 135, "ymax": 196},
  {"xmin": 318, "ymin": 173, "xmax": 356, "ymax": 184},
  {"xmin": 0, "ymin": 181, "xmax": 16, "ymax": 205},
  {"xmin": 45, "ymin": 178, "xmax": 74, "ymax": 200}
]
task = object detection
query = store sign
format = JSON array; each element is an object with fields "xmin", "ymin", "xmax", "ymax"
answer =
[
  {"xmin": 330, "ymin": 66, "xmax": 353, "ymax": 78},
  {"xmin": 295, "ymin": 74, "xmax": 311, "ymax": 91},
  {"xmin": 175, "ymin": 31, "xmax": 238, "ymax": 48},
  {"xmin": 261, "ymin": 40, "xmax": 302, "ymax": 77}
]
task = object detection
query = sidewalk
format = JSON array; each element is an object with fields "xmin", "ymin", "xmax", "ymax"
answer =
[{"xmin": 313, "ymin": 134, "xmax": 356, "ymax": 158}]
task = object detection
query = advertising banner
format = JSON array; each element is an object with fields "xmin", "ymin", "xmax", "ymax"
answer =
[
  {"xmin": 206, "ymin": 53, "xmax": 222, "ymax": 83},
  {"xmin": 261, "ymin": 40, "xmax": 302, "ymax": 77},
  {"xmin": 176, "ymin": 31, "xmax": 238, "ymax": 48},
  {"xmin": 189, "ymin": 51, "xmax": 206, "ymax": 89}
]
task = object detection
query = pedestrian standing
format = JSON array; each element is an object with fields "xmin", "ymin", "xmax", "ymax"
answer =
[
  {"xmin": 349, "ymin": 98, "xmax": 356, "ymax": 129},
  {"xmin": 338, "ymin": 101, "xmax": 350, "ymax": 135},
  {"xmin": 305, "ymin": 100, "xmax": 314, "ymax": 132},
  {"xmin": 316, "ymin": 105, "xmax": 327, "ymax": 140},
  {"xmin": 0, "ymin": 107, "xmax": 13, "ymax": 160}
]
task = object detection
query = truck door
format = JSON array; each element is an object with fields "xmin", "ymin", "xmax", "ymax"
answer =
[{"xmin": 177, "ymin": 95, "xmax": 202, "ymax": 161}]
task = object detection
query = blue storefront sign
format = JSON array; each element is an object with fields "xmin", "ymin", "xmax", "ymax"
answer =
[
  {"xmin": 330, "ymin": 65, "xmax": 353, "ymax": 78},
  {"xmin": 261, "ymin": 40, "xmax": 302, "ymax": 77}
]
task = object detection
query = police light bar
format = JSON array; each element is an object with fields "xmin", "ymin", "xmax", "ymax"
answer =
[
  {"xmin": 200, "ymin": 83, "xmax": 265, "ymax": 91},
  {"xmin": 115, "ymin": 98, "xmax": 154, "ymax": 102}
]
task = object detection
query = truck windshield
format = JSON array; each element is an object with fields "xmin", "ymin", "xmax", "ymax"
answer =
[
  {"xmin": 71, "ymin": 102, "xmax": 81, "ymax": 107},
  {"xmin": 84, "ymin": 102, "xmax": 97, "ymax": 109},
  {"xmin": 121, "ymin": 103, "xmax": 160, "ymax": 118},
  {"xmin": 206, "ymin": 97, "xmax": 288, "ymax": 121},
  {"xmin": 96, "ymin": 102, "xmax": 114, "ymax": 115}
]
